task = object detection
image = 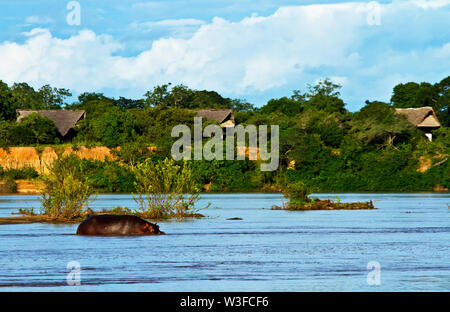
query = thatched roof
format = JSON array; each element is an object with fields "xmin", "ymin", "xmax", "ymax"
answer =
[
  {"xmin": 195, "ymin": 109, "xmax": 233, "ymax": 123},
  {"xmin": 394, "ymin": 107, "xmax": 441, "ymax": 128},
  {"xmin": 16, "ymin": 110, "xmax": 86, "ymax": 137}
]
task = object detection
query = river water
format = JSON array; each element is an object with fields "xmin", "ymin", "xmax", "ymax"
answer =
[{"xmin": 0, "ymin": 193, "xmax": 449, "ymax": 291}]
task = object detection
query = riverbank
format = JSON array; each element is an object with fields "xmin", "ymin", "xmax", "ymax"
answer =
[{"xmin": 1, "ymin": 144, "xmax": 449, "ymax": 194}]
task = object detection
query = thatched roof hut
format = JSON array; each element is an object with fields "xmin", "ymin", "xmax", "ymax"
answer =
[
  {"xmin": 195, "ymin": 109, "xmax": 235, "ymax": 127},
  {"xmin": 394, "ymin": 106, "xmax": 441, "ymax": 141},
  {"xmin": 16, "ymin": 110, "xmax": 86, "ymax": 140},
  {"xmin": 394, "ymin": 107, "xmax": 441, "ymax": 128}
]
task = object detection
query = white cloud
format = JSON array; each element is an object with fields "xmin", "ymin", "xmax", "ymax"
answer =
[
  {"xmin": 412, "ymin": 0, "xmax": 450, "ymax": 9},
  {"xmin": 148, "ymin": 18, "xmax": 205, "ymax": 27},
  {"xmin": 24, "ymin": 15, "xmax": 54, "ymax": 25},
  {"xmin": 130, "ymin": 18, "xmax": 206, "ymax": 37},
  {"xmin": 0, "ymin": 1, "xmax": 449, "ymax": 109}
]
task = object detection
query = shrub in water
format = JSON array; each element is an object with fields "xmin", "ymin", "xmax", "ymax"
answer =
[
  {"xmin": 132, "ymin": 158, "xmax": 203, "ymax": 219},
  {"xmin": 280, "ymin": 180, "xmax": 317, "ymax": 203},
  {"xmin": 40, "ymin": 155, "xmax": 96, "ymax": 220}
]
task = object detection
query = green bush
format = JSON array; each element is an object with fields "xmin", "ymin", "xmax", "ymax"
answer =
[
  {"xmin": 279, "ymin": 180, "xmax": 317, "ymax": 203},
  {"xmin": 40, "ymin": 155, "xmax": 96, "ymax": 220},
  {"xmin": 0, "ymin": 166, "xmax": 39, "ymax": 180},
  {"xmin": 132, "ymin": 158, "xmax": 203, "ymax": 219}
]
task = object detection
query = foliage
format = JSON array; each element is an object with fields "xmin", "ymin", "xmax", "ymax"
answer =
[
  {"xmin": 261, "ymin": 97, "xmax": 303, "ymax": 116},
  {"xmin": 40, "ymin": 155, "xmax": 96, "ymax": 219},
  {"xmin": 92, "ymin": 107, "xmax": 136, "ymax": 147},
  {"xmin": 391, "ymin": 77, "xmax": 449, "ymax": 127},
  {"xmin": 111, "ymin": 142, "xmax": 155, "ymax": 168},
  {"xmin": 0, "ymin": 166, "xmax": 39, "ymax": 180},
  {"xmin": 19, "ymin": 113, "xmax": 59, "ymax": 144},
  {"xmin": 350, "ymin": 101, "xmax": 418, "ymax": 148},
  {"xmin": 191, "ymin": 159, "xmax": 264, "ymax": 192},
  {"xmin": 0, "ymin": 75, "xmax": 449, "ymax": 194},
  {"xmin": 277, "ymin": 176, "xmax": 317, "ymax": 203},
  {"xmin": 8, "ymin": 82, "xmax": 70, "ymax": 110},
  {"xmin": 144, "ymin": 83, "xmax": 256, "ymax": 111},
  {"xmin": 132, "ymin": 158, "xmax": 203, "ymax": 219},
  {"xmin": 0, "ymin": 81, "xmax": 16, "ymax": 121},
  {"xmin": 0, "ymin": 113, "xmax": 59, "ymax": 146}
]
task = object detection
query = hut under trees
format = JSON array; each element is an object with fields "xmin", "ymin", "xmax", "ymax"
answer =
[
  {"xmin": 394, "ymin": 107, "xmax": 441, "ymax": 141},
  {"xmin": 194, "ymin": 109, "xmax": 235, "ymax": 128},
  {"xmin": 16, "ymin": 110, "xmax": 86, "ymax": 142}
]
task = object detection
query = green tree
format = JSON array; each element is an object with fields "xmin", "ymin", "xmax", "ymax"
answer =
[
  {"xmin": 115, "ymin": 96, "xmax": 145, "ymax": 110},
  {"xmin": 38, "ymin": 84, "xmax": 71, "ymax": 109},
  {"xmin": 261, "ymin": 97, "xmax": 303, "ymax": 116},
  {"xmin": 19, "ymin": 113, "xmax": 59, "ymax": 144},
  {"xmin": 92, "ymin": 107, "xmax": 136, "ymax": 148},
  {"xmin": 304, "ymin": 79, "xmax": 346, "ymax": 113},
  {"xmin": 391, "ymin": 82, "xmax": 438, "ymax": 108},
  {"xmin": 350, "ymin": 101, "xmax": 419, "ymax": 148},
  {"xmin": 0, "ymin": 81, "xmax": 16, "ymax": 121},
  {"xmin": 144, "ymin": 83, "xmax": 172, "ymax": 108},
  {"xmin": 69, "ymin": 92, "xmax": 116, "ymax": 116},
  {"xmin": 10, "ymin": 82, "xmax": 42, "ymax": 109}
]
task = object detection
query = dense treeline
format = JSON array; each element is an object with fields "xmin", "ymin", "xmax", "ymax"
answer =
[{"xmin": 0, "ymin": 77, "xmax": 449, "ymax": 193}]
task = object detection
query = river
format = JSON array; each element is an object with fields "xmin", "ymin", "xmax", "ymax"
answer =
[{"xmin": 0, "ymin": 193, "xmax": 449, "ymax": 291}]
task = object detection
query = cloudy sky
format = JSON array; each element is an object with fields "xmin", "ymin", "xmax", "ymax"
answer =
[{"xmin": 0, "ymin": 0, "xmax": 449, "ymax": 111}]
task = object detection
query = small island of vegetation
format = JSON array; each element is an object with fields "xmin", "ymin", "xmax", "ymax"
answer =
[{"xmin": 272, "ymin": 179, "xmax": 375, "ymax": 211}]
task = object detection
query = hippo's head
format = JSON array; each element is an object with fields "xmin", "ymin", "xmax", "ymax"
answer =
[{"xmin": 141, "ymin": 221, "xmax": 165, "ymax": 235}]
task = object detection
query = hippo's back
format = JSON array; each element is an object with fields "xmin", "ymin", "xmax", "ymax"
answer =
[{"xmin": 76, "ymin": 214, "xmax": 150, "ymax": 236}]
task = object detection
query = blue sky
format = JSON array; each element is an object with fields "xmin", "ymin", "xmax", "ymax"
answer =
[{"xmin": 0, "ymin": 0, "xmax": 449, "ymax": 111}]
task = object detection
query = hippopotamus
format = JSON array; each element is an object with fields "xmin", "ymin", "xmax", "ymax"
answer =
[{"xmin": 76, "ymin": 215, "xmax": 165, "ymax": 236}]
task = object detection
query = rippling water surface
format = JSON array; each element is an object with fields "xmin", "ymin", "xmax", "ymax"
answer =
[{"xmin": 0, "ymin": 193, "xmax": 449, "ymax": 291}]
